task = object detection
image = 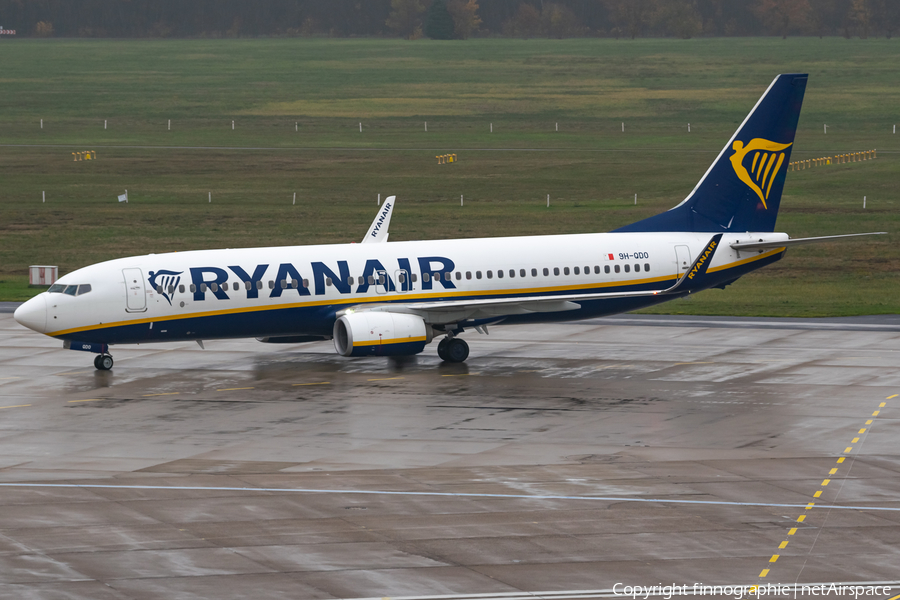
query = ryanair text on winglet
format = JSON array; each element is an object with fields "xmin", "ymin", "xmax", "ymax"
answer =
[{"xmin": 687, "ymin": 240, "xmax": 718, "ymax": 280}]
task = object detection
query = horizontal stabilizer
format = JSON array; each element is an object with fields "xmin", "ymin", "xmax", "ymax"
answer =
[{"xmin": 730, "ymin": 232, "xmax": 886, "ymax": 252}]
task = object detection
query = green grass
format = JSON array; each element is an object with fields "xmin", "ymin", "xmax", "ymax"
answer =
[{"xmin": 0, "ymin": 38, "xmax": 897, "ymax": 315}]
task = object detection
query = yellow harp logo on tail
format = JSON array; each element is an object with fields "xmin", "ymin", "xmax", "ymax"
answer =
[{"xmin": 729, "ymin": 138, "xmax": 792, "ymax": 209}]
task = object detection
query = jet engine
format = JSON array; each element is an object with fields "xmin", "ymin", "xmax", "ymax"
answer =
[{"xmin": 333, "ymin": 311, "xmax": 431, "ymax": 357}]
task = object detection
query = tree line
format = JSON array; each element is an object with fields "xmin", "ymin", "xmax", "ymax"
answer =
[{"xmin": 2, "ymin": 0, "xmax": 898, "ymax": 39}]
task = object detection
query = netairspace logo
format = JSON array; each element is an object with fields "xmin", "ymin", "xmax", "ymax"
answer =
[{"xmin": 612, "ymin": 583, "xmax": 893, "ymax": 599}]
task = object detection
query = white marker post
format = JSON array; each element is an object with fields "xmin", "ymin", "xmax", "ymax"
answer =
[
  {"xmin": 359, "ymin": 122, "xmax": 362, "ymax": 133},
  {"xmin": 461, "ymin": 194, "xmax": 463, "ymax": 206},
  {"xmin": 168, "ymin": 119, "xmax": 171, "ymax": 131},
  {"xmin": 295, "ymin": 122, "xmax": 298, "ymax": 132},
  {"xmin": 40, "ymin": 119, "xmax": 43, "ymax": 129},
  {"xmin": 688, "ymin": 123, "xmax": 690, "ymax": 133},
  {"xmin": 377, "ymin": 193, "xmax": 380, "ymax": 206},
  {"xmin": 104, "ymin": 119, "xmax": 107, "ymax": 130},
  {"xmin": 622, "ymin": 122, "xmax": 625, "ymax": 132},
  {"xmin": 556, "ymin": 122, "xmax": 558, "ymax": 132},
  {"xmin": 490, "ymin": 123, "xmax": 493, "ymax": 133},
  {"xmin": 635, "ymin": 193, "xmax": 637, "ymax": 205},
  {"xmin": 863, "ymin": 196, "xmax": 866, "ymax": 209},
  {"xmin": 42, "ymin": 191, "xmax": 45, "ymax": 203},
  {"xmin": 547, "ymin": 194, "xmax": 550, "ymax": 208},
  {"xmin": 425, "ymin": 122, "xmax": 427, "ymax": 132},
  {"xmin": 232, "ymin": 120, "xmax": 234, "ymax": 130},
  {"xmin": 894, "ymin": 125, "xmax": 896, "ymax": 134},
  {"xmin": 208, "ymin": 192, "xmax": 211, "ymax": 203},
  {"xmin": 824, "ymin": 124, "xmax": 827, "ymax": 134},
  {"xmin": 293, "ymin": 192, "xmax": 296, "ymax": 205}
]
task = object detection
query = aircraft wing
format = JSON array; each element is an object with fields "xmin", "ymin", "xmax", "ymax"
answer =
[
  {"xmin": 353, "ymin": 235, "xmax": 723, "ymax": 324},
  {"xmin": 730, "ymin": 232, "xmax": 886, "ymax": 252},
  {"xmin": 361, "ymin": 196, "xmax": 395, "ymax": 243}
]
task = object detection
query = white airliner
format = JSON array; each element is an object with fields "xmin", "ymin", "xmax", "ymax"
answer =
[{"xmin": 14, "ymin": 74, "xmax": 883, "ymax": 370}]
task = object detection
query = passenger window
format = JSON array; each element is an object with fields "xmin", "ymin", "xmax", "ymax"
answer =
[
  {"xmin": 378, "ymin": 275, "xmax": 386, "ymax": 285},
  {"xmin": 423, "ymin": 273, "xmax": 430, "ymax": 283},
  {"xmin": 476, "ymin": 271, "xmax": 482, "ymax": 279},
  {"xmin": 190, "ymin": 284, "xmax": 197, "ymax": 293},
  {"xmin": 634, "ymin": 264, "xmax": 640, "ymax": 272},
  {"xmin": 564, "ymin": 267, "xmax": 570, "ymax": 275},
  {"xmin": 543, "ymin": 268, "xmax": 549, "ymax": 276},
  {"xmin": 614, "ymin": 265, "xmax": 620, "ymax": 274},
  {"xmin": 411, "ymin": 274, "xmax": 418, "ymax": 283},
  {"xmin": 347, "ymin": 277, "xmax": 354, "ymax": 286},
  {"xmin": 200, "ymin": 283, "xmax": 208, "ymax": 292},
  {"xmin": 179, "ymin": 284, "xmax": 185, "ymax": 293},
  {"xmin": 455, "ymin": 272, "xmax": 462, "ymax": 280},
  {"xmin": 434, "ymin": 273, "xmax": 440, "ymax": 281},
  {"xmin": 368, "ymin": 275, "xmax": 375, "ymax": 285},
  {"xmin": 605, "ymin": 265, "xmax": 610, "ymax": 274},
  {"xmin": 553, "ymin": 267, "xmax": 559, "ymax": 276},
  {"xmin": 292, "ymin": 279, "xmax": 300, "ymax": 289},
  {"xmin": 268, "ymin": 281, "xmax": 274, "ymax": 289},
  {"xmin": 584, "ymin": 266, "xmax": 590, "ymax": 274},
  {"xmin": 507, "ymin": 269, "xmax": 514, "ymax": 278},
  {"xmin": 245, "ymin": 281, "xmax": 251, "ymax": 290},
  {"xmin": 466, "ymin": 271, "xmax": 472, "ymax": 280},
  {"xmin": 279, "ymin": 280, "xmax": 286, "ymax": 289},
  {"xmin": 325, "ymin": 278, "xmax": 333, "ymax": 286},
  {"xmin": 358, "ymin": 276, "xmax": 364, "ymax": 285},
  {"xmin": 232, "ymin": 282, "xmax": 239, "ymax": 291},
  {"xmin": 594, "ymin": 266, "xmax": 600, "ymax": 274},
  {"xmin": 48, "ymin": 284, "xmax": 65, "ymax": 293},
  {"xmin": 77, "ymin": 284, "xmax": 92, "ymax": 295},
  {"xmin": 624, "ymin": 265, "xmax": 630, "ymax": 273},
  {"xmin": 255, "ymin": 281, "xmax": 262, "ymax": 290},
  {"xmin": 64, "ymin": 285, "xmax": 78, "ymax": 295},
  {"xmin": 487, "ymin": 271, "xmax": 493, "ymax": 279},
  {"xmin": 156, "ymin": 285, "xmax": 163, "ymax": 294},
  {"xmin": 167, "ymin": 285, "xmax": 175, "ymax": 294},
  {"xmin": 531, "ymin": 268, "xmax": 537, "ymax": 277},
  {"xmin": 303, "ymin": 279, "xmax": 309, "ymax": 288},
  {"xmin": 497, "ymin": 270, "xmax": 503, "ymax": 279},
  {"xmin": 574, "ymin": 267, "xmax": 580, "ymax": 275},
  {"xmin": 644, "ymin": 263, "xmax": 650, "ymax": 271},
  {"xmin": 398, "ymin": 273, "xmax": 406, "ymax": 284}
]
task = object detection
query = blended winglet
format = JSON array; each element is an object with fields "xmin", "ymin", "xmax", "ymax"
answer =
[
  {"xmin": 663, "ymin": 234, "xmax": 724, "ymax": 294},
  {"xmin": 361, "ymin": 196, "xmax": 395, "ymax": 243}
]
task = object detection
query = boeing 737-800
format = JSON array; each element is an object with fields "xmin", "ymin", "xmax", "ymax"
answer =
[{"xmin": 14, "ymin": 74, "xmax": 883, "ymax": 370}]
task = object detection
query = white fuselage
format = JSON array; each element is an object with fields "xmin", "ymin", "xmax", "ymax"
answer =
[{"xmin": 15, "ymin": 230, "xmax": 787, "ymax": 346}]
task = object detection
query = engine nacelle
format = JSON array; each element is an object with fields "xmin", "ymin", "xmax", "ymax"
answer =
[{"xmin": 333, "ymin": 311, "xmax": 430, "ymax": 357}]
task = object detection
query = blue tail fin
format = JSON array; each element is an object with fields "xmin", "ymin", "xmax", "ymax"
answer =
[{"xmin": 615, "ymin": 74, "xmax": 807, "ymax": 233}]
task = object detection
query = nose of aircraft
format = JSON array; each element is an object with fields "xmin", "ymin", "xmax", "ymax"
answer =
[{"xmin": 14, "ymin": 294, "xmax": 48, "ymax": 333}]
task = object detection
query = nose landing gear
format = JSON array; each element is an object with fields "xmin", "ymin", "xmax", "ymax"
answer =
[
  {"xmin": 93, "ymin": 354, "xmax": 114, "ymax": 371},
  {"xmin": 437, "ymin": 336, "xmax": 469, "ymax": 363}
]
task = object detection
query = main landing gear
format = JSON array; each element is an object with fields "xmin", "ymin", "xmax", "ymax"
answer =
[
  {"xmin": 93, "ymin": 354, "xmax": 114, "ymax": 371},
  {"xmin": 437, "ymin": 336, "xmax": 469, "ymax": 363}
]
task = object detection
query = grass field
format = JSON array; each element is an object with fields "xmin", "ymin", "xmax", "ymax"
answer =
[{"xmin": 0, "ymin": 38, "xmax": 896, "ymax": 314}]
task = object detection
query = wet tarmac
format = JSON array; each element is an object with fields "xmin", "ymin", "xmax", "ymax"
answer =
[{"xmin": 1, "ymin": 307, "xmax": 899, "ymax": 599}]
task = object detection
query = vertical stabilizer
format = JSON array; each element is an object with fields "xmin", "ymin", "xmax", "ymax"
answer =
[{"xmin": 615, "ymin": 74, "xmax": 807, "ymax": 233}]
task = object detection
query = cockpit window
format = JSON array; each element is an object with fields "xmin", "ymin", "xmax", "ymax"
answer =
[{"xmin": 49, "ymin": 283, "xmax": 93, "ymax": 296}]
